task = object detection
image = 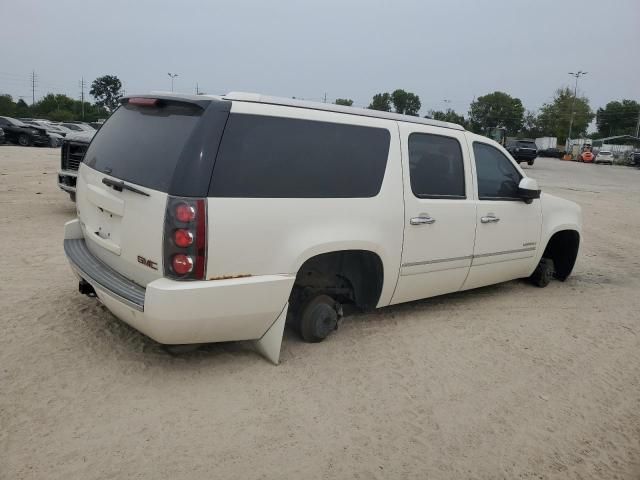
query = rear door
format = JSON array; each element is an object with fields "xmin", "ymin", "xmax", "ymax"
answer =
[
  {"xmin": 76, "ymin": 97, "xmax": 229, "ymax": 287},
  {"xmin": 391, "ymin": 124, "xmax": 476, "ymax": 305}
]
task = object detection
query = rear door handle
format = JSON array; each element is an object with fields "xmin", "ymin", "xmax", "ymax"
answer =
[
  {"xmin": 481, "ymin": 215, "xmax": 500, "ymax": 223},
  {"xmin": 410, "ymin": 216, "xmax": 436, "ymax": 225}
]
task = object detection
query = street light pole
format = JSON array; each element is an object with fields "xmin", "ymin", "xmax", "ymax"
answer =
[
  {"xmin": 167, "ymin": 72, "xmax": 179, "ymax": 92},
  {"xmin": 567, "ymin": 71, "xmax": 587, "ymax": 149}
]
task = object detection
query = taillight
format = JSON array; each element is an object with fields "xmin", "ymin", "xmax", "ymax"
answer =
[{"xmin": 163, "ymin": 197, "xmax": 207, "ymax": 280}]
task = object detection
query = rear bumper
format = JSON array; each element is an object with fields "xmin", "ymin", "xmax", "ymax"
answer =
[{"xmin": 63, "ymin": 219, "xmax": 295, "ymax": 344}]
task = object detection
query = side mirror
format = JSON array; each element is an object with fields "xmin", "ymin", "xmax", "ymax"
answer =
[{"xmin": 518, "ymin": 177, "xmax": 540, "ymax": 203}]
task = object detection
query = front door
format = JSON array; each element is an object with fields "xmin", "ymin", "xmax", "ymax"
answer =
[
  {"xmin": 462, "ymin": 140, "xmax": 542, "ymax": 290},
  {"xmin": 391, "ymin": 124, "xmax": 476, "ymax": 305}
]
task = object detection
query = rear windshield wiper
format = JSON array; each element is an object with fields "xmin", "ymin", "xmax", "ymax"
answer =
[{"xmin": 102, "ymin": 177, "xmax": 150, "ymax": 197}]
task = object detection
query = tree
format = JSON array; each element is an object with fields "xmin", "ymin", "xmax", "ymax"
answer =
[
  {"xmin": 391, "ymin": 89, "xmax": 421, "ymax": 116},
  {"xmin": 334, "ymin": 98, "xmax": 353, "ymax": 107},
  {"xmin": 519, "ymin": 110, "xmax": 543, "ymax": 138},
  {"xmin": 0, "ymin": 94, "xmax": 16, "ymax": 117},
  {"xmin": 90, "ymin": 75, "xmax": 123, "ymax": 112},
  {"xmin": 368, "ymin": 93, "xmax": 391, "ymax": 112},
  {"xmin": 596, "ymin": 99, "xmax": 640, "ymax": 137},
  {"xmin": 468, "ymin": 91, "xmax": 525, "ymax": 135},
  {"xmin": 429, "ymin": 108, "xmax": 466, "ymax": 126},
  {"xmin": 537, "ymin": 87, "xmax": 594, "ymax": 143},
  {"xmin": 15, "ymin": 99, "xmax": 30, "ymax": 117}
]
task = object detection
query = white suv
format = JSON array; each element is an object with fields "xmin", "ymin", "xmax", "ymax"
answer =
[{"xmin": 64, "ymin": 92, "xmax": 582, "ymax": 363}]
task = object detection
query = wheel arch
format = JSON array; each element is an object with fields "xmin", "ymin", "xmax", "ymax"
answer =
[
  {"xmin": 291, "ymin": 247, "xmax": 386, "ymax": 310},
  {"xmin": 540, "ymin": 228, "xmax": 580, "ymax": 280}
]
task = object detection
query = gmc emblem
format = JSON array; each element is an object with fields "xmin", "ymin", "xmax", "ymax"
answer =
[{"xmin": 137, "ymin": 255, "xmax": 158, "ymax": 270}]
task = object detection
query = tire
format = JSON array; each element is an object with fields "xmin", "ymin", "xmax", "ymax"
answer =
[
  {"xmin": 298, "ymin": 294, "xmax": 340, "ymax": 343},
  {"xmin": 18, "ymin": 134, "xmax": 31, "ymax": 146},
  {"xmin": 527, "ymin": 160, "xmax": 534, "ymax": 166},
  {"xmin": 529, "ymin": 258, "xmax": 554, "ymax": 288}
]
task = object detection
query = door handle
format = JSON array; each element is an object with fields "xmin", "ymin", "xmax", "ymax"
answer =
[
  {"xmin": 481, "ymin": 215, "xmax": 500, "ymax": 223},
  {"xmin": 410, "ymin": 216, "xmax": 436, "ymax": 225}
]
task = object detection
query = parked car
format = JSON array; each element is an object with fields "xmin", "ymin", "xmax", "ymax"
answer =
[
  {"xmin": 58, "ymin": 130, "xmax": 95, "ymax": 201},
  {"xmin": 629, "ymin": 151, "xmax": 640, "ymax": 167},
  {"xmin": 506, "ymin": 139, "xmax": 538, "ymax": 165},
  {"xmin": 0, "ymin": 116, "xmax": 51, "ymax": 146},
  {"xmin": 63, "ymin": 92, "xmax": 582, "ymax": 363},
  {"xmin": 594, "ymin": 150, "xmax": 614, "ymax": 165},
  {"xmin": 60, "ymin": 122, "xmax": 96, "ymax": 133},
  {"xmin": 537, "ymin": 147, "xmax": 562, "ymax": 158},
  {"xmin": 0, "ymin": 127, "xmax": 4, "ymax": 144},
  {"xmin": 21, "ymin": 120, "xmax": 67, "ymax": 146}
]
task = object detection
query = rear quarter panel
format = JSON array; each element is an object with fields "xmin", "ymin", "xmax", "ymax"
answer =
[{"xmin": 206, "ymin": 103, "xmax": 404, "ymax": 307}]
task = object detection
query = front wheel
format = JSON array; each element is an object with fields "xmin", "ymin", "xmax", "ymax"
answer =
[
  {"xmin": 529, "ymin": 258, "xmax": 554, "ymax": 288},
  {"xmin": 298, "ymin": 294, "xmax": 341, "ymax": 343},
  {"xmin": 527, "ymin": 160, "xmax": 534, "ymax": 166},
  {"xmin": 18, "ymin": 134, "xmax": 31, "ymax": 146}
]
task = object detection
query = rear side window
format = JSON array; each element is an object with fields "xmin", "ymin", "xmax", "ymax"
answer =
[
  {"xmin": 209, "ymin": 114, "xmax": 391, "ymax": 198},
  {"xmin": 408, "ymin": 133, "xmax": 465, "ymax": 198},
  {"xmin": 84, "ymin": 102, "xmax": 203, "ymax": 192},
  {"xmin": 473, "ymin": 142, "xmax": 522, "ymax": 200}
]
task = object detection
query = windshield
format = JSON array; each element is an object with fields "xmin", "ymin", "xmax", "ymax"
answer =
[{"xmin": 599, "ymin": 151, "xmax": 611, "ymax": 155}]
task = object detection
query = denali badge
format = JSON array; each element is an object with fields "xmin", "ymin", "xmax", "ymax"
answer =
[{"xmin": 137, "ymin": 255, "xmax": 158, "ymax": 270}]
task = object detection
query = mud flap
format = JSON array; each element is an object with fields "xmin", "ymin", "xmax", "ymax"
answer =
[{"xmin": 253, "ymin": 303, "xmax": 288, "ymax": 365}]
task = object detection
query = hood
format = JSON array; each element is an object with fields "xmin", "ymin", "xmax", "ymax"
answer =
[{"xmin": 65, "ymin": 130, "xmax": 96, "ymax": 143}]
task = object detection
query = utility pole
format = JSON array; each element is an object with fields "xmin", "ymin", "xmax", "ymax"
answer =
[
  {"xmin": 168, "ymin": 72, "xmax": 178, "ymax": 92},
  {"xmin": 323, "ymin": 92, "xmax": 327, "ymax": 103},
  {"xmin": 79, "ymin": 77, "xmax": 85, "ymax": 120},
  {"xmin": 195, "ymin": 82, "xmax": 199, "ymax": 95},
  {"xmin": 567, "ymin": 71, "xmax": 587, "ymax": 149},
  {"xmin": 635, "ymin": 109, "xmax": 640, "ymax": 138},
  {"xmin": 30, "ymin": 70, "xmax": 37, "ymax": 105}
]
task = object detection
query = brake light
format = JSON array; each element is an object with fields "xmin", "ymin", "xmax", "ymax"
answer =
[
  {"xmin": 175, "ymin": 203, "xmax": 196, "ymax": 222},
  {"xmin": 174, "ymin": 229, "xmax": 194, "ymax": 247},
  {"xmin": 128, "ymin": 97, "xmax": 158, "ymax": 106},
  {"xmin": 172, "ymin": 254, "xmax": 194, "ymax": 275},
  {"xmin": 163, "ymin": 197, "xmax": 207, "ymax": 280}
]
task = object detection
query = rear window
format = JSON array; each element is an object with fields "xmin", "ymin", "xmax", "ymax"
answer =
[
  {"xmin": 517, "ymin": 141, "xmax": 537, "ymax": 148},
  {"xmin": 84, "ymin": 102, "xmax": 203, "ymax": 192},
  {"xmin": 209, "ymin": 114, "xmax": 390, "ymax": 198}
]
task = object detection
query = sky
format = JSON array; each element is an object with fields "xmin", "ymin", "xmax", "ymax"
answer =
[{"xmin": 1, "ymin": 0, "xmax": 638, "ymax": 118}]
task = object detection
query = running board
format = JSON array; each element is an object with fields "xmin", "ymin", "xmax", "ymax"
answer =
[{"xmin": 253, "ymin": 303, "xmax": 288, "ymax": 365}]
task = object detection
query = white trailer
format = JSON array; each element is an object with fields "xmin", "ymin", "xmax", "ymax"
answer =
[{"xmin": 535, "ymin": 137, "xmax": 557, "ymax": 150}]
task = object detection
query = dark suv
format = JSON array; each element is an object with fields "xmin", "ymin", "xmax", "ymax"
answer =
[
  {"xmin": 506, "ymin": 139, "xmax": 538, "ymax": 165},
  {"xmin": 0, "ymin": 116, "xmax": 50, "ymax": 146}
]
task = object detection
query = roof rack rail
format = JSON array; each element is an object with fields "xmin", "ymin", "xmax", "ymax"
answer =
[{"xmin": 222, "ymin": 92, "xmax": 465, "ymax": 131}]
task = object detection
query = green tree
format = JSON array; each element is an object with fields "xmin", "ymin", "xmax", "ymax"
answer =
[
  {"xmin": 90, "ymin": 75, "xmax": 123, "ymax": 112},
  {"xmin": 519, "ymin": 110, "xmax": 543, "ymax": 138},
  {"xmin": 368, "ymin": 93, "xmax": 391, "ymax": 112},
  {"xmin": 391, "ymin": 89, "xmax": 421, "ymax": 116},
  {"xmin": 537, "ymin": 87, "xmax": 594, "ymax": 143},
  {"xmin": 596, "ymin": 99, "xmax": 640, "ymax": 137},
  {"xmin": 15, "ymin": 98, "xmax": 31, "ymax": 117},
  {"xmin": 334, "ymin": 98, "xmax": 353, "ymax": 106},
  {"xmin": 0, "ymin": 94, "xmax": 16, "ymax": 116},
  {"xmin": 468, "ymin": 91, "xmax": 525, "ymax": 135},
  {"xmin": 429, "ymin": 108, "xmax": 466, "ymax": 126}
]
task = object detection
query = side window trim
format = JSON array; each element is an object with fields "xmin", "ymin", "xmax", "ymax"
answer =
[
  {"xmin": 472, "ymin": 141, "xmax": 522, "ymax": 201},
  {"xmin": 408, "ymin": 131, "xmax": 467, "ymax": 200}
]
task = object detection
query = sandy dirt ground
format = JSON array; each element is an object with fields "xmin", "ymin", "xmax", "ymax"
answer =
[{"xmin": 1, "ymin": 145, "xmax": 639, "ymax": 480}]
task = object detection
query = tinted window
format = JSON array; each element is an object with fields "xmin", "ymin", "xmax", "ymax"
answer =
[
  {"xmin": 516, "ymin": 141, "xmax": 537, "ymax": 148},
  {"xmin": 209, "ymin": 114, "xmax": 390, "ymax": 198},
  {"xmin": 408, "ymin": 133, "xmax": 465, "ymax": 198},
  {"xmin": 473, "ymin": 142, "xmax": 522, "ymax": 200},
  {"xmin": 84, "ymin": 102, "xmax": 203, "ymax": 192}
]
